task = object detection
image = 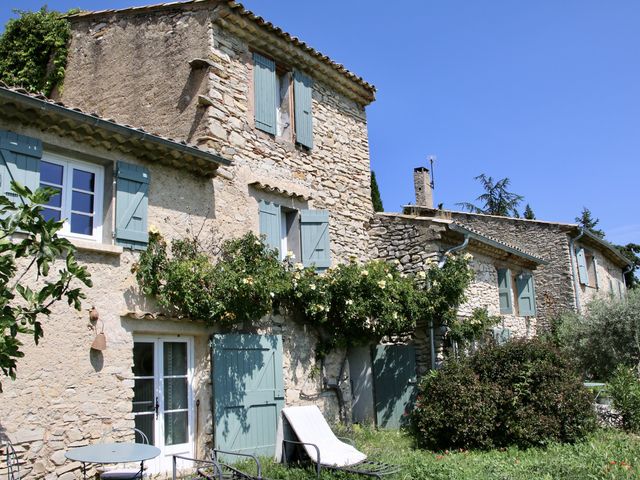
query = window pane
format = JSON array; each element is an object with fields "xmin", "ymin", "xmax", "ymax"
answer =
[
  {"xmin": 163, "ymin": 342, "xmax": 187, "ymax": 376},
  {"xmin": 41, "ymin": 186, "xmax": 62, "ymax": 208},
  {"xmin": 40, "ymin": 161, "xmax": 64, "ymax": 185},
  {"xmin": 164, "ymin": 411, "xmax": 188, "ymax": 446},
  {"xmin": 133, "ymin": 378, "xmax": 155, "ymax": 413},
  {"xmin": 164, "ymin": 378, "xmax": 188, "ymax": 410},
  {"xmin": 42, "ymin": 208, "xmax": 61, "ymax": 222},
  {"xmin": 71, "ymin": 213, "xmax": 93, "ymax": 235},
  {"xmin": 133, "ymin": 342, "xmax": 154, "ymax": 377},
  {"xmin": 134, "ymin": 414, "xmax": 155, "ymax": 446},
  {"xmin": 72, "ymin": 191, "xmax": 94, "ymax": 213},
  {"xmin": 73, "ymin": 169, "xmax": 95, "ymax": 192}
]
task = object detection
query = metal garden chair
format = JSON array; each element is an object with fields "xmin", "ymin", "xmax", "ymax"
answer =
[
  {"xmin": 99, "ymin": 427, "xmax": 150, "ymax": 479},
  {"xmin": 172, "ymin": 450, "xmax": 265, "ymax": 480},
  {"xmin": 2, "ymin": 440, "xmax": 20, "ymax": 480}
]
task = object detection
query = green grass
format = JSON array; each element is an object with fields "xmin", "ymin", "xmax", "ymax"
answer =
[{"xmin": 252, "ymin": 427, "xmax": 640, "ymax": 480}]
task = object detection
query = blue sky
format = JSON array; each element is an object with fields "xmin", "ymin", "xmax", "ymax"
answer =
[{"xmin": 1, "ymin": 1, "xmax": 639, "ymax": 245}]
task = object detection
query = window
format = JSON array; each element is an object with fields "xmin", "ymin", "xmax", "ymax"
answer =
[
  {"xmin": 253, "ymin": 52, "xmax": 313, "ymax": 149},
  {"xmin": 39, "ymin": 153, "xmax": 104, "ymax": 242},
  {"xmin": 497, "ymin": 268, "xmax": 536, "ymax": 317},
  {"xmin": 576, "ymin": 247, "xmax": 600, "ymax": 289},
  {"xmin": 258, "ymin": 200, "xmax": 330, "ymax": 269}
]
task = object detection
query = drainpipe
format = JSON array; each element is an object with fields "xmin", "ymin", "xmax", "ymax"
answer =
[
  {"xmin": 569, "ymin": 228, "xmax": 585, "ymax": 314},
  {"xmin": 431, "ymin": 234, "xmax": 470, "ymax": 369}
]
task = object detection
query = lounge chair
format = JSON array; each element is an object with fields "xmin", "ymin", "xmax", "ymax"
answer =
[{"xmin": 277, "ymin": 405, "xmax": 399, "ymax": 479}]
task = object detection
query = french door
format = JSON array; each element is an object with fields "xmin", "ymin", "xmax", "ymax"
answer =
[{"xmin": 132, "ymin": 336, "xmax": 194, "ymax": 473}]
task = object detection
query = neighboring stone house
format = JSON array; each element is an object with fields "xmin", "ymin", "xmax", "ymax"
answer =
[
  {"xmin": 0, "ymin": 1, "xmax": 379, "ymax": 477},
  {"xmin": 403, "ymin": 167, "xmax": 632, "ymax": 331}
]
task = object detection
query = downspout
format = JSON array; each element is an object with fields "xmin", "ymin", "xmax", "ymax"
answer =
[
  {"xmin": 432, "ymin": 234, "xmax": 470, "ymax": 369},
  {"xmin": 569, "ymin": 228, "xmax": 585, "ymax": 314}
]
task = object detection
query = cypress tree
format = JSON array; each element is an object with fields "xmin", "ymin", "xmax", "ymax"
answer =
[{"xmin": 371, "ymin": 170, "xmax": 384, "ymax": 212}]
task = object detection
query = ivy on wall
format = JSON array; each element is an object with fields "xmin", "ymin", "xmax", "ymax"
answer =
[
  {"xmin": 0, "ymin": 8, "xmax": 73, "ymax": 96},
  {"xmin": 134, "ymin": 231, "xmax": 475, "ymax": 357}
]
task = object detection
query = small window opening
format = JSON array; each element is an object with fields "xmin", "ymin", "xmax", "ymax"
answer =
[{"xmin": 276, "ymin": 70, "xmax": 293, "ymax": 140}]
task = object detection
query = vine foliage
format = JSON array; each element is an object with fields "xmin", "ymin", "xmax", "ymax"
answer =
[{"xmin": 0, "ymin": 8, "xmax": 72, "ymax": 96}]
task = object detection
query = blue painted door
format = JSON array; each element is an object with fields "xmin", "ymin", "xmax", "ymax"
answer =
[
  {"xmin": 372, "ymin": 344, "xmax": 417, "ymax": 429},
  {"xmin": 212, "ymin": 334, "xmax": 284, "ymax": 457}
]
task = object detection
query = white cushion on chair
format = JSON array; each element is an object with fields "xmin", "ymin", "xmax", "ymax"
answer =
[{"xmin": 100, "ymin": 468, "xmax": 143, "ymax": 479}]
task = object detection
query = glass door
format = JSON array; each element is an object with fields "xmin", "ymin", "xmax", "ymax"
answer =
[{"xmin": 133, "ymin": 336, "xmax": 194, "ymax": 474}]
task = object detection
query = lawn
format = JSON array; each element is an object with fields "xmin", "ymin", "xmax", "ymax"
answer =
[{"xmin": 253, "ymin": 427, "xmax": 640, "ymax": 480}]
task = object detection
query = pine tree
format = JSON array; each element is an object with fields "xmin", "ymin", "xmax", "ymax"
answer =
[
  {"xmin": 457, "ymin": 174, "xmax": 523, "ymax": 217},
  {"xmin": 370, "ymin": 170, "xmax": 384, "ymax": 212},
  {"xmin": 523, "ymin": 204, "xmax": 536, "ymax": 220},
  {"xmin": 575, "ymin": 207, "xmax": 605, "ymax": 239}
]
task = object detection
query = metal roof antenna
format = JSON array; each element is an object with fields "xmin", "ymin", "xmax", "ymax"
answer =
[{"xmin": 428, "ymin": 155, "xmax": 436, "ymax": 190}]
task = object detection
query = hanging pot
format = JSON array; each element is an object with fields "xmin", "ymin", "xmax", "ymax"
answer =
[{"xmin": 91, "ymin": 320, "xmax": 107, "ymax": 351}]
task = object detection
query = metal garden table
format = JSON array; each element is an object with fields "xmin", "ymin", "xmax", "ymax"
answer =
[{"xmin": 65, "ymin": 443, "xmax": 161, "ymax": 479}]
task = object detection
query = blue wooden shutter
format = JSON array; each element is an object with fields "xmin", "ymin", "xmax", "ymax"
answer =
[
  {"xmin": 497, "ymin": 268, "xmax": 512, "ymax": 314},
  {"xmin": 115, "ymin": 161, "xmax": 149, "ymax": 250},
  {"xmin": 258, "ymin": 200, "xmax": 281, "ymax": 255},
  {"xmin": 516, "ymin": 273, "xmax": 536, "ymax": 316},
  {"xmin": 293, "ymin": 70, "xmax": 313, "ymax": 149},
  {"xmin": 576, "ymin": 248, "xmax": 589, "ymax": 286},
  {"xmin": 492, "ymin": 326, "xmax": 512, "ymax": 345},
  {"xmin": 300, "ymin": 209, "xmax": 331, "ymax": 269},
  {"xmin": 0, "ymin": 130, "xmax": 42, "ymax": 204},
  {"xmin": 593, "ymin": 257, "xmax": 601, "ymax": 289},
  {"xmin": 253, "ymin": 53, "xmax": 277, "ymax": 135}
]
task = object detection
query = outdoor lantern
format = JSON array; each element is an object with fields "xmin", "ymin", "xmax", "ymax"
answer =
[{"xmin": 91, "ymin": 320, "xmax": 107, "ymax": 351}]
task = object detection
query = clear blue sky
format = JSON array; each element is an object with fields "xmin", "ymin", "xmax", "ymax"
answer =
[{"xmin": 2, "ymin": 1, "xmax": 639, "ymax": 245}]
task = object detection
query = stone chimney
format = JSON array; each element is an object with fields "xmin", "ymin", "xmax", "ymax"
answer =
[{"xmin": 413, "ymin": 167, "xmax": 433, "ymax": 208}]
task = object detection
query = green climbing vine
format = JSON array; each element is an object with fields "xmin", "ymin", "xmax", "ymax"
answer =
[
  {"xmin": 134, "ymin": 231, "xmax": 475, "ymax": 357},
  {"xmin": 0, "ymin": 8, "xmax": 74, "ymax": 96}
]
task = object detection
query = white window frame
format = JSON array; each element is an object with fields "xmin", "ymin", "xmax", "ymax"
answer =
[{"xmin": 40, "ymin": 152, "xmax": 104, "ymax": 243}]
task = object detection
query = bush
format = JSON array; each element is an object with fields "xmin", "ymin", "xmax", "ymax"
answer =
[
  {"xmin": 411, "ymin": 340, "xmax": 596, "ymax": 450},
  {"xmin": 608, "ymin": 365, "xmax": 640, "ymax": 432},
  {"xmin": 554, "ymin": 289, "xmax": 640, "ymax": 380}
]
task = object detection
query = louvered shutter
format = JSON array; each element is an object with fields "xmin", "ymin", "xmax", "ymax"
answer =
[
  {"xmin": 300, "ymin": 209, "xmax": 331, "ymax": 269},
  {"xmin": 115, "ymin": 161, "xmax": 149, "ymax": 250},
  {"xmin": 258, "ymin": 200, "xmax": 281, "ymax": 255},
  {"xmin": 253, "ymin": 53, "xmax": 277, "ymax": 135},
  {"xmin": 497, "ymin": 268, "xmax": 513, "ymax": 314},
  {"xmin": 576, "ymin": 248, "xmax": 589, "ymax": 285},
  {"xmin": 516, "ymin": 273, "xmax": 536, "ymax": 316},
  {"xmin": 0, "ymin": 130, "xmax": 42, "ymax": 204},
  {"xmin": 293, "ymin": 70, "xmax": 313, "ymax": 149}
]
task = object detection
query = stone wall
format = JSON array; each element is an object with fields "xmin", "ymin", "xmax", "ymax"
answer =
[
  {"xmin": 61, "ymin": 3, "xmax": 374, "ymax": 264},
  {"xmin": 0, "ymin": 120, "xmax": 349, "ymax": 479}
]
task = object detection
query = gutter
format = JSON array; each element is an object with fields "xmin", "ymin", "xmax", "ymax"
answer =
[{"xmin": 569, "ymin": 228, "xmax": 586, "ymax": 314}]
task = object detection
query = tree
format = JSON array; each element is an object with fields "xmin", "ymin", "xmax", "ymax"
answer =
[
  {"xmin": 370, "ymin": 170, "xmax": 384, "ymax": 212},
  {"xmin": 523, "ymin": 204, "xmax": 536, "ymax": 220},
  {"xmin": 0, "ymin": 8, "xmax": 71, "ymax": 96},
  {"xmin": 0, "ymin": 183, "xmax": 92, "ymax": 391},
  {"xmin": 575, "ymin": 207, "xmax": 605, "ymax": 239},
  {"xmin": 616, "ymin": 243, "xmax": 640, "ymax": 289},
  {"xmin": 457, "ymin": 174, "xmax": 524, "ymax": 217}
]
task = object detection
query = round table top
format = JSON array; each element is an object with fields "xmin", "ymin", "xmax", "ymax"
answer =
[{"xmin": 65, "ymin": 443, "xmax": 161, "ymax": 464}]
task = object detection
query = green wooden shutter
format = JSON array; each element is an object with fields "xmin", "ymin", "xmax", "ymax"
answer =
[
  {"xmin": 253, "ymin": 53, "xmax": 277, "ymax": 135},
  {"xmin": 115, "ymin": 161, "xmax": 149, "ymax": 250},
  {"xmin": 258, "ymin": 200, "xmax": 281, "ymax": 255},
  {"xmin": 497, "ymin": 268, "xmax": 513, "ymax": 314},
  {"xmin": 293, "ymin": 70, "xmax": 313, "ymax": 149},
  {"xmin": 516, "ymin": 273, "xmax": 536, "ymax": 316},
  {"xmin": 300, "ymin": 209, "xmax": 331, "ymax": 269},
  {"xmin": 0, "ymin": 130, "xmax": 42, "ymax": 204},
  {"xmin": 576, "ymin": 248, "xmax": 589, "ymax": 285}
]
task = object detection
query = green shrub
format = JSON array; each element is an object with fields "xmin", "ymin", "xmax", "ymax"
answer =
[
  {"xmin": 411, "ymin": 340, "xmax": 596, "ymax": 450},
  {"xmin": 609, "ymin": 365, "xmax": 640, "ymax": 432},
  {"xmin": 554, "ymin": 289, "xmax": 640, "ymax": 380}
]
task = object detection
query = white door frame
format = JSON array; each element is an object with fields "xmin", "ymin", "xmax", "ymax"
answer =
[{"xmin": 133, "ymin": 335, "xmax": 195, "ymax": 474}]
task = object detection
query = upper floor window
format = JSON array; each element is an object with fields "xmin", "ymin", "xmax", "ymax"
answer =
[
  {"xmin": 40, "ymin": 153, "xmax": 104, "ymax": 242},
  {"xmin": 497, "ymin": 268, "xmax": 536, "ymax": 317},
  {"xmin": 576, "ymin": 247, "xmax": 600, "ymax": 289},
  {"xmin": 253, "ymin": 52, "xmax": 314, "ymax": 149}
]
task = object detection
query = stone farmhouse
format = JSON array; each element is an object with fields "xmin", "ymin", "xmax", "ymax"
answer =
[{"xmin": 0, "ymin": 0, "xmax": 633, "ymax": 478}]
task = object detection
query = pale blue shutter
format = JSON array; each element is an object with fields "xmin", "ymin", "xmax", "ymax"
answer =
[
  {"xmin": 576, "ymin": 248, "xmax": 589, "ymax": 285},
  {"xmin": 492, "ymin": 326, "xmax": 512, "ymax": 345},
  {"xmin": 258, "ymin": 200, "xmax": 281, "ymax": 255},
  {"xmin": 497, "ymin": 268, "xmax": 512, "ymax": 314},
  {"xmin": 593, "ymin": 257, "xmax": 601, "ymax": 289},
  {"xmin": 293, "ymin": 70, "xmax": 313, "ymax": 149},
  {"xmin": 115, "ymin": 161, "xmax": 149, "ymax": 250},
  {"xmin": 253, "ymin": 53, "xmax": 277, "ymax": 135},
  {"xmin": 300, "ymin": 209, "xmax": 331, "ymax": 269},
  {"xmin": 0, "ymin": 130, "xmax": 42, "ymax": 204},
  {"xmin": 516, "ymin": 273, "xmax": 536, "ymax": 316}
]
